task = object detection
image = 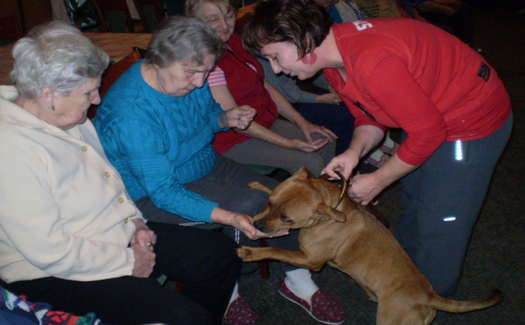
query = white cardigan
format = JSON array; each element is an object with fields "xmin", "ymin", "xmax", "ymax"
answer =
[{"xmin": 0, "ymin": 86, "xmax": 143, "ymax": 283}]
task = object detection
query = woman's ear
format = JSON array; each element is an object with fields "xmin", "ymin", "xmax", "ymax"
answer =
[{"xmin": 41, "ymin": 87, "xmax": 55, "ymax": 109}]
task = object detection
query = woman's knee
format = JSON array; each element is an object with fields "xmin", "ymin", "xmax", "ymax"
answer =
[
  {"xmin": 206, "ymin": 231, "xmax": 243, "ymax": 271},
  {"xmin": 236, "ymin": 189, "xmax": 269, "ymax": 216}
]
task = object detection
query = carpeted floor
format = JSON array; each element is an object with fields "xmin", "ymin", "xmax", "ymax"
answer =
[{"xmin": 230, "ymin": 2, "xmax": 525, "ymax": 324}]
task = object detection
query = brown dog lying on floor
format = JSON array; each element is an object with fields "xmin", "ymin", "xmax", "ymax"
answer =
[{"xmin": 238, "ymin": 167, "xmax": 502, "ymax": 325}]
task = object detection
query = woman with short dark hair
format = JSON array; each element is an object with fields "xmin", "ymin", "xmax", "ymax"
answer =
[
  {"xmin": 243, "ymin": 0, "xmax": 512, "ymax": 300},
  {"xmin": 186, "ymin": 0, "xmax": 338, "ymax": 178}
]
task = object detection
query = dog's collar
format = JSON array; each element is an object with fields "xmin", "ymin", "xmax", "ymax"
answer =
[
  {"xmin": 318, "ymin": 171, "xmax": 348, "ymax": 209},
  {"xmin": 318, "ymin": 173, "xmax": 389, "ymax": 227}
]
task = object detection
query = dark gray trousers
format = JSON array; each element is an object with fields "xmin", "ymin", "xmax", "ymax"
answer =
[
  {"xmin": 397, "ymin": 113, "xmax": 513, "ymax": 296},
  {"xmin": 136, "ymin": 155, "xmax": 300, "ymax": 271}
]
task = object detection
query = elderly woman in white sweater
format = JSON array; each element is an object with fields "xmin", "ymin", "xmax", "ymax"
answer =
[{"xmin": 0, "ymin": 21, "xmax": 240, "ymax": 325}]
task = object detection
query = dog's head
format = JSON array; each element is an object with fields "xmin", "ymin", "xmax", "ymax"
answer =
[{"xmin": 250, "ymin": 167, "xmax": 347, "ymax": 236}]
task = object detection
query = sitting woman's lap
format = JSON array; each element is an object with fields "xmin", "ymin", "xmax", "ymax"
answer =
[
  {"xmin": 136, "ymin": 156, "xmax": 278, "ymax": 225},
  {"xmin": 1, "ymin": 223, "xmax": 242, "ymax": 325},
  {"xmin": 222, "ymin": 119, "xmax": 336, "ymax": 176},
  {"xmin": 136, "ymin": 156, "xmax": 301, "ymax": 268}
]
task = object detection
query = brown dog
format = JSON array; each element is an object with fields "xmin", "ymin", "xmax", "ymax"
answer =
[{"xmin": 238, "ymin": 167, "xmax": 502, "ymax": 325}]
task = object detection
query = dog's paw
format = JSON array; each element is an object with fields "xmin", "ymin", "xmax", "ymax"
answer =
[{"xmin": 237, "ymin": 246, "xmax": 256, "ymax": 262}]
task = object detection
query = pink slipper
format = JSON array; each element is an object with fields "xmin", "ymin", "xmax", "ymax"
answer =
[
  {"xmin": 364, "ymin": 153, "xmax": 391, "ymax": 168},
  {"xmin": 223, "ymin": 295, "xmax": 259, "ymax": 325},
  {"xmin": 278, "ymin": 278, "xmax": 346, "ymax": 325},
  {"xmin": 380, "ymin": 142, "xmax": 400, "ymax": 155}
]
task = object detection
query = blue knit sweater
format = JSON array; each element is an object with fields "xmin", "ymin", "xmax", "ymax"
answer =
[{"xmin": 95, "ymin": 60, "xmax": 227, "ymax": 222}]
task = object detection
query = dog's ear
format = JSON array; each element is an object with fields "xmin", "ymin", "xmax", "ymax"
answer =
[
  {"xmin": 314, "ymin": 202, "xmax": 347, "ymax": 223},
  {"xmin": 291, "ymin": 167, "xmax": 316, "ymax": 180},
  {"xmin": 248, "ymin": 182, "xmax": 272, "ymax": 195}
]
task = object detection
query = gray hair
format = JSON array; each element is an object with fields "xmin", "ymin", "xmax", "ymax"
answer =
[
  {"xmin": 185, "ymin": 0, "xmax": 237, "ymax": 19},
  {"xmin": 10, "ymin": 21, "xmax": 110, "ymax": 99},
  {"xmin": 146, "ymin": 16, "xmax": 223, "ymax": 68}
]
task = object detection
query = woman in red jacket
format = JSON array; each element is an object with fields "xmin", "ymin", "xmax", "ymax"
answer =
[
  {"xmin": 186, "ymin": 0, "xmax": 339, "ymax": 179},
  {"xmin": 243, "ymin": 0, "xmax": 512, "ymax": 299}
]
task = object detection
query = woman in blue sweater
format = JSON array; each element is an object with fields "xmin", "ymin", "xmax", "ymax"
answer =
[
  {"xmin": 96, "ymin": 16, "xmax": 346, "ymax": 325},
  {"xmin": 96, "ymin": 17, "xmax": 267, "ymax": 240}
]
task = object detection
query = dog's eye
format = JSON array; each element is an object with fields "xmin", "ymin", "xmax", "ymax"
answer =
[{"xmin": 281, "ymin": 215, "xmax": 291, "ymax": 222}]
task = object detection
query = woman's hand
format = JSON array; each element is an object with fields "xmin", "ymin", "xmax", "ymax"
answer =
[
  {"xmin": 315, "ymin": 93, "xmax": 342, "ymax": 105},
  {"xmin": 352, "ymin": 154, "xmax": 417, "ymax": 205},
  {"xmin": 130, "ymin": 219, "xmax": 157, "ymax": 252},
  {"xmin": 283, "ymin": 137, "xmax": 331, "ymax": 153},
  {"xmin": 131, "ymin": 242, "xmax": 156, "ymax": 278},
  {"xmin": 211, "ymin": 207, "xmax": 270, "ymax": 240},
  {"xmin": 219, "ymin": 105, "xmax": 257, "ymax": 130},
  {"xmin": 346, "ymin": 173, "xmax": 385, "ymax": 206},
  {"xmin": 323, "ymin": 151, "xmax": 383, "ymax": 205},
  {"xmin": 297, "ymin": 121, "xmax": 337, "ymax": 144},
  {"xmin": 322, "ymin": 150, "xmax": 360, "ymax": 181}
]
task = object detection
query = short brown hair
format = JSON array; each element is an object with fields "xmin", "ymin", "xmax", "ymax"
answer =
[{"xmin": 242, "ymin": 0, "xmax": 332, "ymax": 58}]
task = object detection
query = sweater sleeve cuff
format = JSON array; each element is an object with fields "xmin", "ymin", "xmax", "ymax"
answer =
[{"xmin": 193, "ymin": 200, "xmax": 220, "ymax": 223}]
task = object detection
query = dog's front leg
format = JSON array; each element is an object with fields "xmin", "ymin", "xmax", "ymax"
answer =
[{"xmin": 238, "ymin": 246, "xmax": 324, "ymax": 271}]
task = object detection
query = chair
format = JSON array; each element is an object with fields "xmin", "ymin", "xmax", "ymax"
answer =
[
  {"xmin": 0, "ymin": 0, "xmax": 26, "ymax": 46},
  {"xmin": 92, "ymin": 0, "xmax": 145, "ymax": 33},
  {"xmin": 88, "ymin": 46, "xmax": 146, "ymax": 119},
  {"xmin": 133, "ymin": 0, "xmax": 165, "ymax": 32},
  {"xmin": 235, "ymin": 3, "xmax": 256, "ymax": 34}
]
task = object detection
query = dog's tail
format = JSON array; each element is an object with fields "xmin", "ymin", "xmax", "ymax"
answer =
[{"xmin": 429, "ymin": 289, "xmax": 503, "ymax": 313}]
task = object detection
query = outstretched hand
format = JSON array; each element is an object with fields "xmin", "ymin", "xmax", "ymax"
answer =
[
  {"xmin": 316, "ymin": 93, "xmax": 342, "ymax": 105},
  {"xmin": 211, "ymin": 207, "xmax": 276, "ymax": 240},
  {"xmin": 299, "ymin": 121, "xmax": 337, "ymax": 143},
  {"xmin": 286, "ymin": 137, "xmax": 331, "ymax": 153}
]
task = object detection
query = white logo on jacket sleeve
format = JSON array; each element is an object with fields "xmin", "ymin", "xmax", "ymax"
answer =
[{"xmin": 353, "ymin": 20, "xmax": 373, "ymax": 31}]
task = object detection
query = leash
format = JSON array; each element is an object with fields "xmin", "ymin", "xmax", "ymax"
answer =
[{"xmin": 318, "ymin": 172, "xmax": 389, "ymax": 227}]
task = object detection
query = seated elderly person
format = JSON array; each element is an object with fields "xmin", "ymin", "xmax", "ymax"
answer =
[
  {"xmin": 95, "ymin": 16, "xmax": 346, "ymax": 325},
  {"xmin": 0, "ymin": 21, "xmax": 241, "ymax": 325},
  {"xmin": 186, "ymin": 0, "xmax": 337, "ymax": 177}
]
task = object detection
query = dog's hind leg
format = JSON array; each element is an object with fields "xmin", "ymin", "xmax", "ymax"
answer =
[
  {"xmin": 376, "ymin": 302, "xmax": 431, "ymax": 325},
  {"xmin": 238, "ymin": 246, "xmax": 326, "ymax": 272}
]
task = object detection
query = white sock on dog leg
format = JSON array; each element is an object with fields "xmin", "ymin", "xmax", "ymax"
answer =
[
  {"xmin": 229, "ymin": 282, "xmax": 240, "ymax": 304},
  {"xmin": 285, "ymin": 269, "xmax": 319, "ymax": 299}
]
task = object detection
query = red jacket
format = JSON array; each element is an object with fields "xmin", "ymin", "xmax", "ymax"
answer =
[
  {"xmin": 212, "ymin": 33, "xmax": 278, "ymax": 154},
  {"xmin": 324, "ymin": 19, "xmax": 511, "ymax": 166}
]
